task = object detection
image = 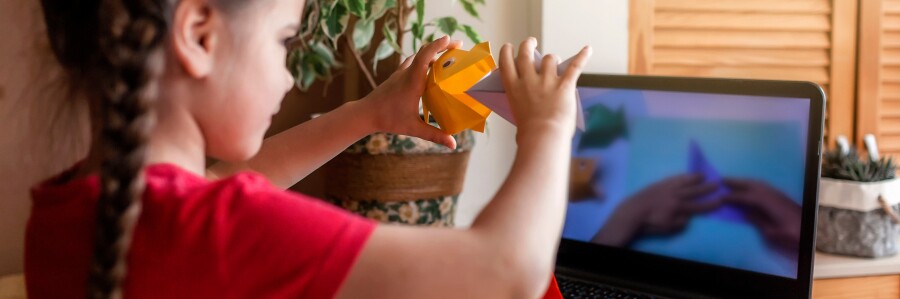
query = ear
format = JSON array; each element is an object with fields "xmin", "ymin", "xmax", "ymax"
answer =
[{"xmin": 171, "ymin": 0, "xmax": 221, "ymax": 78}]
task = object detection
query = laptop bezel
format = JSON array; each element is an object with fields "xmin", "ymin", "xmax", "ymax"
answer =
[{"xmin": 557, "ymin": 74, "xmax": 824, "ymax": 299}]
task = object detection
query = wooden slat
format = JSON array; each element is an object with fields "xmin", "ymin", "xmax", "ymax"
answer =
[
  {"xmin": 654, "ymin": 48, "xmax": 829, "ymax": 67},
  {"xmin": 827, "ymin": 0, "xmax": 859, "ymax": 146},
  {"xmin": 879, "ymin": 136, "xmax": 900, "ymax": 152},
  {"xmin": 857, "ymin": 0, "xmax": 883, "ymax": 146},
  {"xmin": 880, "ymin": 118, "xmax": 900, "ymax": 133},
  {"xmin": 655, "ymin": 12, "xmax": 831, "ymax": 31},
  {"xmin": 652, "ymin": 65, "xmax": 829, "ymax": 83},
  {"xmin": 654, "ymin": 30, "xmax": 830, "ymax": 49},
  {"xmin": 885, "ymin": 14, "xmax": 900, "ymax": 31},
  {"xmin": 628, "ymin": 0, "xmax": 654, "ymax": 74},
  {"xmin": 882, "ymin": 101, "xmax": 900, "ymax": 117},
  {"xmin": 883, "ymin": 66, "xmax": 900, "ymax": 82},
  {"xmin": 884, "ymin": 49, "xmax": 900, "ymax": 66},
  {"xmin": 812, "ymin": 275, "xmax": 900, "ymax": 299},
  {"xmin": 883, "ymin": 32, "xmax": 900, "ymax": 48},
  {"xmin": 655, "ymin": 0, "xmax": 831, "ymax": 14},
  {"xmin": 881, "ymin": 83, "xmax": 900, "ymax": 100},
  {"xmin": 887, "ymin": 0, "xmax": 900, "ymax": 14}
]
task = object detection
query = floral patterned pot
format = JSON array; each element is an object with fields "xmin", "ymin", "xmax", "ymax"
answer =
[{"xmin": 322, "ymin": 129, "xmax": 475, "ymax": 227}]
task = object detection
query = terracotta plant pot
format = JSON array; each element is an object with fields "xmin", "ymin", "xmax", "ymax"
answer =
[{"xmin": 322, "ymin": 129, "xmax": 475, "ymax": 227}]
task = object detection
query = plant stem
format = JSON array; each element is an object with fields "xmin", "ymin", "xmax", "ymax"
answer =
[
  {"xmin": 345, "ymin": 34, "xmax": 378, "ymax": 90},
  {"xmin": 397, "ymin": 0, "xmax": 406, "ymax": 53}
]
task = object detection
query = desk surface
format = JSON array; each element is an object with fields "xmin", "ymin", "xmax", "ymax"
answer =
[{"xmin": 814, "ymin": 251, "xmax": 900, "ymax": 279}]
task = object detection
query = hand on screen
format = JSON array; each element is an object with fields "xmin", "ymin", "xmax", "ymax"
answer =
[
  {"xmin": 722, "ymin": 178, "xmax": 802, "ymax": 253},
  {"xmin": 631, "ymin": 174, "xmax": 723, "ymax": 235},
  {"xmin": 592, "ymin": 174, "xmax": 722, "ymax": 246}
]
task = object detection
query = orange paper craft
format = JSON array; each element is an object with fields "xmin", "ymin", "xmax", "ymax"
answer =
[{"xmin": 422, "ymin": 42, "xmax": 496, "ymax": 134}]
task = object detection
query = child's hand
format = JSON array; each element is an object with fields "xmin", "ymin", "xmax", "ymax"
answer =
[
  {"xmin": 499, "ymin": 38, "xmax": 592, "ymax": 141},
  {"xmin": 360, "ymin": 36, "xmax": 463, "ymax": 149}
]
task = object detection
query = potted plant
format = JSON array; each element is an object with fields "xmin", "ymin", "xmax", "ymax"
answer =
[
  {"xmin": 817, "ymin": 137, "xmax": 900, "ymax": 258},
  {"xmin": 287, "ymin": 0, "xmax": 486, "ymax": 227}
]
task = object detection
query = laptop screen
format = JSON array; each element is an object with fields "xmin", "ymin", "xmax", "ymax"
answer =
[{"xmin": 563, "ymin": 87, "xmax": 811, "ymax": 279}]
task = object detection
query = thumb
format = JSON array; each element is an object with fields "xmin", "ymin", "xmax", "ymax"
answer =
[{"xmin": 411, "ymin": 122, "xmax": 457, "ymax": 149}]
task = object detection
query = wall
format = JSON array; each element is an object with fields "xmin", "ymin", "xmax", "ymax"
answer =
[
  {"xmin": 0, "ymin": 0, "xmax": 92, "ymax": 275},
  {"xmin": 541, "ymin": 0, "xmax": 629, "ymax": 74}
]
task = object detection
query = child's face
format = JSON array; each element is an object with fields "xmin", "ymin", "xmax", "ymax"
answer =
[{"xmin": 190, "ymin": 0, "xmax": 303, "ymax": 161}]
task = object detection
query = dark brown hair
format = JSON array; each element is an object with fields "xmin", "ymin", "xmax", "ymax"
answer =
[{"xmin": 40, "ymin": 1, "xmax": 168, "ymax": 298}]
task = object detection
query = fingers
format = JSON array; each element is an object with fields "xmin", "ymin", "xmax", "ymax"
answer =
[
  {"xmin": 516, "ymin": 37, "xmax": 538, "ymax": 78},
  {"xmin": 680, "ymin": 197, "xmax": 724, "ymax": 213},
  {"xmin": 499, "ymin": 43, "xmax": 518, "ymax": 81},
  {"xmin": 410, "ymin": 36, "xmax": 451, "ymax": 78},
  {"xmin": 399, "ymin": 55, "xmax": 414, "ymax": 70},
  {"xmin": 721, "ymin": 194, "xmax": 755, "ymax": 207},
  {"xmin": 723, "ymin": 178, "xmax": 751, "ymax": 190},
  {"xmin": 446, "ymin": 39, "xmax": 463, "ymax": 51},
  {"xmin": 672, "ymin": 216, "xmax": 690, "ymax": 230},
  {"xmin": 561, "ymin": 46, "xmax": 592, "ymax": 85},
  {"xmin": 671, "ymin": 173, "xmax": 704, "ymax": 186},
  {"xmin": 413, "ymin": 122, "xmax": 457, "ymax": 149},
  {"xmin": 541, "ymin": 54, "xmax": 559, "ymax": 80},
  {"xmin": 677, "ymin": 182, "xmax": 718, "ymax": 199}
]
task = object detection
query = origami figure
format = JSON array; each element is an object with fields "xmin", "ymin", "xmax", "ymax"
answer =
[
  {"xmin": 688, "ymin": 140, "xmax": 745, "ymax": 222},
  {"xmin": 578, "ymin": 104, "xmax": 627, "ymax": 150},
  {"xmin": 422, "ymin": 42, "xmax": 496, "ymax": 135},
  {"xmin": 422, "ymin": 42, "xmax": 585, "ymax": 134}
]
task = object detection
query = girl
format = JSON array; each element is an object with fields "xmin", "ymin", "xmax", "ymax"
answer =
[{"xmin": 28, "ymin": 0, "xmax": 591, "ymax": 298}]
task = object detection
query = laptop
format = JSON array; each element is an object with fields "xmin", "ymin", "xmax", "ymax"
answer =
[{"xmin": 556, "ymin": 74, "xmax": 825, "ymax": 299}]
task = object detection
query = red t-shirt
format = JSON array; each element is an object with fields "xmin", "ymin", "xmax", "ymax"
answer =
[{"xmin": 26, "ymin": 163, "xmax": 375, "ymax": 298}]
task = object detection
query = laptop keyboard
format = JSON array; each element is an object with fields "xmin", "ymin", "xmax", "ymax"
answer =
[{"xmin": 557, "ymin": 276, "xmax": 660, "ymax": 299}]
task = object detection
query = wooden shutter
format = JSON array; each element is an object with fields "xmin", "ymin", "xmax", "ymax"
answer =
[
  {"xmin": 629, "ymin": 0, "xmax": 858, "ymax": 145},
  {"xmin": 858, "ymin": 0, "xmax": 900, "ymax": 156}
]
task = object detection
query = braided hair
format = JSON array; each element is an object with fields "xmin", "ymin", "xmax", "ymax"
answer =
[{"xmin": 40, "ymin": 0, "xmax": 168, "ymax": 298}]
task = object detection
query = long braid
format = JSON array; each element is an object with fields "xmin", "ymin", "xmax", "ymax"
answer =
[{"xmin": 86, "ymin": 0, "xmax": 168, "ymax": 298}]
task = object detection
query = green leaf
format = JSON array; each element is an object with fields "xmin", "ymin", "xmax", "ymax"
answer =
[
  {"xmin": 425, "ymin": 32, "xmax": 436, "ymax": 43},
  {"xmin": 342, "ymin": 0, "xmax": 366, "ymax": 18},
  {"xmin": 416, "ymin": 0, "xmax": 425, "ymax": 25},
  {"xmin": 436, "ymin": 17, "xmax": 459, "ymax": 36},
  {"xmin": 310, "ymin": 42, "xmax": 338, "ymax": 67},
  {"xmin": 474, "ymin": 0, "xmax": 485, "ymax": 4},
  {"xmin": 300, "ymin": 63, "xmax": 316, "ymax": 90},
  {"xmin": 321, "ymin": 3, "xmax": 349, "ymax": 47},
  {"xmin": 411, "ymin": 22, "xmax": 424, "ymax": 41},
  {"xmin": 287, "ymin": 48, "xmax": 304, "ymax": 80},
  {"xmin": 325, "ymin": 0, "xmax": 339, "ymax": 10},
  {"xmin": 289, "ymin": 48, "xmax": 317, "ymax": 91},
  {"xmin": 373, "ymin": 39, "xmax": 395, "ymax": 74},
  {"xmin": 382, "ymin": 25, "xmax": 402, "ymax": 53},
  {"xmin": 352, "ymin": 19, "xmax": 375, "ymax": 50},
  {"xmin": 299, "ymin": 66, "xmax": 316, "ymax": 91},
  {"xmin": 367, "ymin": 0, "xmax": 397, "ymax": 20},
  {"xmin": 459, "ymin": 0, "xmax": 480, "ymax": 19},
  {"xmin": 460, "ymin": 24, "xmax": 482, "ymax": 43}
]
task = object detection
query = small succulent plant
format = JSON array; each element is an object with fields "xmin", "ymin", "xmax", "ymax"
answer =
[{"xmin": 822, "ymin": 147, "xmax": 896, "ymax": 182}]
